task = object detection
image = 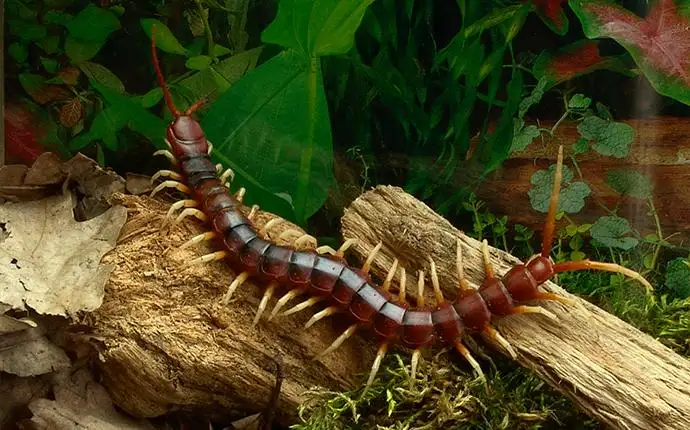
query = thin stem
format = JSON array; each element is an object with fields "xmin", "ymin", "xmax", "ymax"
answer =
[
  {"xmin": 196, "ymin": 0, "xmax": 215, "ymax": 57},
  {"xmin": 648, "ymin": 197, "xmax": 663, "ymax": 272}
]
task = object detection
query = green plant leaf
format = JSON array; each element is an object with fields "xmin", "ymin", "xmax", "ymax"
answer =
[
  {"xmin": 572, "ymin": 137, "xmax": 589, "ymax": 154},
  {"xmin": 529, "ymin": 163, "xmax": 591, "ymax": 213},
  {"xmin": 185, "ymin": 55, "xmax": 213, "ymax": 70},
  {"xmin": 40, "ymin": 57, "xmax": 58, "ymax": 73},
  {"xmin": 9, "ymin": 43, "xmax": 29, "ymax": 63},
  {"xmin": 8, "ymin": 20, "xmax": 47, "ymax": 41},
  {"xmin": 590, "ymin": 215, "xmax": 639, "ymax": 250},
  {"xmin": 533, "ymin": 0, "xmax": 569, "ymax": 35},
  {"xmin": 141, "ymin": 87, "xmax": 163, "ymax": 108},
  {"xmin": 577, "ymin": 115, "xmax": 634, "ymax": 158},
  {"xmin": 43, "ymin": 10, "xmax": 73, "ymax": 26},
  {"xmin": 65, "ymin": 36, "xmax": 104, "ymax": 64},
  {"xmin": 141, "ymin": 19, "xmax": 189, "ymax": 56},
  {"xmin": 518, "ymin": 77, "xmax": 548, "ymax": 118},
  {"xmin": 569, "ymin": 0, "xmax": 690, "ymax": 106},
  {"xmin": 79, "ymin": 62, "xmax": 125, "ymax": 93},
  {"xmin": 510, "ymin": 122, "xmax": 540, "ymax": 152},
  {"xmin": 202, "ymin": 50, "xmax": 332, "ymax": 223},
  {"xmin": 261, "ymin": 0, "xmax": 375, "ymax": 56},
  {"xmin": 606, "ymin": 169, "xmax": 653, "ymax": 199},
  {"xmin": 36, "ymin": 35, "xmax": 61, "ymax": 54},
  {"xmin": 665, "ymin": 257, "xmax": 690, "ymax": 298},
  {"xmin": 66, "ymin": 5, "xmax": 120, "ymax": 42},
  {"xmin": 212, "ymin": 44, "xmax": 232, "ymax": 57},
  {"xmin": 569, "ymin": 94, "xmax": 592, "ymax": 109}
]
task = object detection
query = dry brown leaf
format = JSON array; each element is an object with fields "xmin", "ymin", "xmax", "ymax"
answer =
[
  {"xmin": 24, "ymin": 153, "xmax": 66, "ymax": 186},
  {"xmin": 26, "ymin": 368, "xmax": 155, "ymax": 430},
  {"xmin": 0, "ymin": 191, "xmax": 127, "ymax": 316},
  {"xmin": 58, "ymin": 98, "xmax": 82, "ymax": 128}
]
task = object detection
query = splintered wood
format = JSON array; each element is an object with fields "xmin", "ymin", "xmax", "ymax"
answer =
[
  {"xmin": 88, "ymin": 194, "xmax": 373, "ymax": 425},
  {"xmin": 341, "ymin": 185, "xmax": 690, "ymax": 430}
]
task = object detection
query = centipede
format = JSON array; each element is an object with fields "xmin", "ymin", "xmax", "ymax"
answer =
[{"xmin": 146, "ymin": 30, "xmax": 653, "ymax": 389}]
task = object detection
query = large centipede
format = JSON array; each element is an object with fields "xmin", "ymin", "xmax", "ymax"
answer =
[{"xmin": 147, "ymin": 31, "xmax": 653, "ymax": 389}]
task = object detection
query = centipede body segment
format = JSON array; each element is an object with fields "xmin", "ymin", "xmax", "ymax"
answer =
[{"xmin": 147, "ymin": 28, "xmax": 653, "ymax": 389}]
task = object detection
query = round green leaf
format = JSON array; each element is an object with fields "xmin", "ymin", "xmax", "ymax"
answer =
[
  {"xmin": 185, "ymin": 55, "xmax": 213, "ymax": 71},
  {"xmin": 141, "ymin": 87, "xmax": 163, "ymax": 108},
  {"xmin": 590, "ymin": 216, "xmax": 639, "ymax": 250},
  {"xmin": 65, "ymin": 36, "xmax": 105, "ymax": 64},
  {"xmin": 9, "ymin": 43, "xmax": 29, "ymax": 63},
  {"xmin": 66, "ymin": 5, "xmax": 120, "ymax": 42},
  {"xmin": 79, "ymin": 61, "xmax": 125, "ymax": 93},
  {"xmin": 606, "ymin": 169, "xmax": 653, "ymax": 199},
  {"xmin": 665, "ymin": 258, "xmax": 690, "ymax": 298}
]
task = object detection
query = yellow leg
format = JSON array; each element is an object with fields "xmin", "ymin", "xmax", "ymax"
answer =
[
  {"xmin": 304, "ymin": 306, "xmax": 339, "ymax": 328},
  {"xmin": 189, "ymin": 250, "xmax": 227, "ymax": 266},
  {"xmin": 365, "ymin": 343, "xmax": 388, "ymax": 389},
  {"xmin": 361, "ymin": 241, "xmax": 383, "ymax": 275},
  {"xmin": 454, "ymin": 341, "xmax": 486, "ymax": 385},
  {"xmin": 268, "ymin": 288, "xmax": 304, "ymax": 320},
  {"xmin": 410, "ymin": 348, "xmax": 422, "ymax": 383},
  {"xmin": 429, "ymin": 257, "xmax": 444, "ymax": 303},
  {"xmin": 416, "ymin": 270, "xmax": 425, "ymax": 308},
  {"xmin": 260, "ymin": 218, "xmax": 282, "ymax": 237},
  {"xmin": 282, "ymin": 296, "xmax": 326, "ymax": 317},
  {"xmin": 315, "ymin": 245, "xmax": 337, "ymax": 255},
  {"xmin": 173, "ymin": 208, "xmax": 208, "ymax": 225},
  {"xmin": 164, "ymin": 199, "xmax": 198, "ymax": 222},
  {"xmin": 253, "ymin": 282, "xmax": 277, "ymax": 327},
  {"xmin": 247, "ymin": 205, "xmax": 260, "ymax": 221},
  {"xmin": 150, "ymin": 180, "xmax": 191, "ymax": 198},
  {"xmin": 222, "ymin": 271, "xmax": 250, "ymax": 304},
  {"xmin": 512, "ymin": 305, "xmax": 558, "ymax": 320},
  {"xmin": 220, "ymin": 168, "xmax": 235, "ymax": 186},
  {"xmin": 153, "ymin": 149, "xmax": 176, "ymax": 164},
  {"xmin": 381, "ymin": 258, "xmax": 399, "ymax": 293},
  {"xmin": 179, "ymin": 231, "xmax": 217, "ymax": 250},
  {"xmin": 315, "ymin": 324, "xmax": 358, "ymax": 359},
  {"xmin": 235, "ymin": 187, "xmax": 246, "ymax": 203},
  {"xmin": 207, "ymin": 141, "xmax": 213, "ymax": 155},
  {"xmin": 483, "ymin": 325, "xmax": 516, "ymax": 359},
  {"xmin": 334, "ymin": 239, "xmax": 357, "ymax": 258}
]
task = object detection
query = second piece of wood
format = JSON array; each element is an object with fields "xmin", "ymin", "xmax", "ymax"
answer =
[{"xmin": 341, "ymin": 185, "xmax": 690, "ymax": 430}]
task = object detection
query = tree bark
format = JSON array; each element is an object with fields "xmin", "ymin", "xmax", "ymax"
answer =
[
  {"xmin": 88, "ymin": 194, "xmax": 374, "ymax": 425},
  {"xmin": 341, "ymin": 185, "xmax": 690, "ymax": 430}
]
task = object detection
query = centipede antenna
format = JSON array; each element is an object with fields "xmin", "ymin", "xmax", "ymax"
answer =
[
  {"xmin": 398, "ymin": 267, "xmax": 407, "ymax": 303},
  {"xmin": 282, "ymin": 296, "xmax": 326, "ymax": 317},
  {"xmin": 483, "ymin": 326, "xmax": 516, "ymax": 359},
  {"xmin": 454, "ymin": 341, "xmax": 486, "ymax": 386},
  {"xmin": 222, "ymin": 271, "xmax": 250, "ymax": 304},
  {"xmin": 541, "ymin": 145, "xmax": 564, "ymax": 258},
  {"xmin": 179, "ymin": 231, "xmax": 217, "ymax": 250},
  {"xmin": 512, "ymin": 305, "xmax": 558, "ymax": 320},
  {"xmin": 315, "ymin": 324, "xmax": 358, "ymax": 359},
  {"xmin": 361, "ymin": 241, "xmax": 383, "ymax": 275},
  {"xmin": 151, "ymin": 25, "xmax": 180, "ymax": 117},
  {"xmin": 335, "ymin": 238, "xmax": 358, "ymax": 258},
  {"xmin": 429, "ymin": 257, "xmax": 444, "ymax": 303},
  {"xmin": 268, "ymin": 288, "xmax": 303, "ymax": 320},
  {"xmin": 365, "ymin": 343, "xmax": 388, "ymax": 389},
  {"xmin": 381, "ymin": 258, "xmax": 399, "ymax": 293},
  {"xmin": 150, "ymin": 180, "xmax": 191, "ymax": 198},
  {"xmin": 481, "ymin": 240, "xmax": 495, "ymax": 279},
  {"xmin": 416, "ymin": 270, "xmax": 425, "ymax": 308},
  {"xmin": 552, "ymin": 260, "xmax": 653, "ymax": 293},
  {"xmin": 305, "ymin": 306, "xmax": 339, "ymax": 328},
  {"xmin": 410, "ymin": 349, "xmax": 422, "ymax": 385},
  {"xmin": 253, "ymin": 282, "xmax": 277, "ymax": 327},
  {"xmin": 173, "ymin": 208, "xmax": 208, "ymax": 225},
  {"xmin": 189, "ymin": 250, "xmax": 227, "ymax": 266}
]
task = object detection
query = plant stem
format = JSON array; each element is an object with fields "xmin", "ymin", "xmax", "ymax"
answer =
[{"xmin": 648, "ymin": 197, "xmax": 664, "ymax": 272}]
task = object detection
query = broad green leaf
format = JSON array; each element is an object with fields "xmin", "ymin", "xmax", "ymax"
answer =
[
  {"xmin": 569, "ymin": 94, "xmax": 592, "ymax": 109},
  {"xmin": 8, "ymin": 19, "xmax": 47, "ymax": 41},
  {"xmin": 202, "ymin": 50, "xmax": 332, "ymax": 223},
  {"xmin": 212, "ymin": 44, "xmax": 232, "ymax": 57},
  {"xmin": 141, "ymin": 19, "xmax": 189, "ymax": 56},
  {"xmin": 577, "ymin": 115, "xmax": 634, "ymax": 158},
  {"xmin": 261, "ymin": 0, "xmax": 375, "ymax": 56},
  {"xmin": 66, "ymin": 5, "xmax": 120, "ymax": 42},
  {"xmin": 185, "ymin": 55, "xmax": 213, "ymax": 70},
  {"xmin": 79, "ymin": 62, "xmax": 125, "ymax": 93},
  {"xmin": 529, "ymin": 163, "xmax": 591, "ymax": 213},
  {"xmin": 141, "ymin": 87, "xmax": 163, "ymax": 108},
  {"xmin": 43, "ymin": 10, "xmax": 73, "ymax": 26},
  {"xmin": 606, "ymin": 169, "xmax": 653, "ymax": 199},
  {"xmin": 65, "ymin": 36, "xmax": 104, "ymax": 64},
  {"xmin": 590, "ymin": 215, "xmax": 639, "ymax": 250},
  {"xmin": 40, "ymin": 57, "xmax": 58, "ymax": 73},
  {"xmin": 36, "ymin": 35, "xmax": 61, "ymax": 54},
  {"xmin": 665, "ymin": 257, "xmax": 690, "ymax": 298},
  {"xmin": 510, "ymin": 122, "xmax": 540, "ymax": 152},
  {"xmin": 570, "ymin": 0, "xmax": 690, "ymax": 106},
  {"xmin": 9, "ymin": 43, "xmax": 28, "ymax": 63}
]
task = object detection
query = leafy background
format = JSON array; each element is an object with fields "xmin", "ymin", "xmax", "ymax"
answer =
[{"xmin": 5, "ymin": 0, "xmax": 690, "ymax": 428}]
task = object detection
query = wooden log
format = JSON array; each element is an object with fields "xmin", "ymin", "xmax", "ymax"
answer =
[
  {"xmin": 476, "ymin": 117, "xmax": 690, "ymax": 243},
  {"xmin": 340, "ymin": 185, "xmax": 690, "ymax": 430},
  {"xmin": 88, "ymin": 194, "xmax": 374, "ymax": 425}
]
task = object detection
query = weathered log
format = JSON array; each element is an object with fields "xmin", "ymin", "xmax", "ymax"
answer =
[
  {"xmin": 341, "ymin": 185, "xmax": 690, "ymax": 430},
  {"xmin": 476, "ymin": 117, "xmax": 690, "ymax": 243},
  {"xmin": 88, "ymin": 194, "xmax": 374, "ymax": 425}
]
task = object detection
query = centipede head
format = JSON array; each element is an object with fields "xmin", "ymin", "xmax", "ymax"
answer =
[{"xmin": 150, "ymin": 25, "xmax": 207, "ymax": 153}]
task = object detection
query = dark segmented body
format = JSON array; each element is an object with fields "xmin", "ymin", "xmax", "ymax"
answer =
[{"xmin": 164, "ymin": 121, "xmax": 557, "ymax": 353}]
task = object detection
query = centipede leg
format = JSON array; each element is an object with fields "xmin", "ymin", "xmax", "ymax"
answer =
[
  {"xmin": 304, "ymin": 306, "xmax": 339, "ymax": 328},
  {"xmin": 151, "ymin": 169, "xmax": 183, "ymax": 183},
  {"xmin": 260, "ymin": 218, "xmax": 281, "ymax": 237},
  {"xmin": 282, "ymin": 231, "xmax": 317, "ymax": 250},
  {"xmin": 189, "ymin": 250, "xmax": 227, "ymax": 266},
  {"xmin": 235, "ymin": 187, "xmax": 246, "ymax": 203},
  {"xmin": 247, "ymin": 205, "xmax": 260, "ymax": 221},
  {"xmin": 483, "ymin": 325, "xmax": 516, "ymax": 359},
  {"xmin": 179, "ymin": 231, "xmax": 217, "ymax": 250},
  {"xmin": 219, "ymin": 167, "xmax": 235, "ymax": 186},
  {"xmin": 454, "ymin": 341, "xmax": 486, "ymax": 384},
  {"xmin": 361, "ymin": 241, "xmax": 383, "ymax": 275},
  {"xmin": 315, "ymin": 324, "xmax": 358, "ymax": 359},
  {"xmin": 410, "ymin": 348, "xmax": 422, "ymax": 383},
  {"xmin": 150, "ymin": 180, "xmax": 191, "ymax": 198},
  {"xmin": 456, "ymin": 239, "xmax": 475, "ymax": 292},
  {"xmin": 315, "ymin": 245, "xmax": 337, "ymax": 255},
  {"xmin": 153, "ymin": 149, "xmax": 176, "ymax": 164},
  {"xmin": 253, "ymin": 282, "xmax": 277, "ymax": 327},
  {"xmin": 334, "ymin": 239, "xmax": 357, "ymax": 258},
  {"xmin": 512, "ymin": 305, "xmax": 558, "ymax": 320},
  {"xmin": 207, "ymin": 141, "xmax": 213, "ymax": 155},
  {"xmin": 364, "ymin": 343, "xmax": 388, "ymax": 390},
  {"xmin": 381, "ymin": 258, "xmax": 399, "ymax": 293},
  {"xmin": 163, "ymin": 199, "xmax": 198, "ymax": 223},
  {"xmin": 222, "ymin": 271, "xmax": 250, "ymax": 304},
  {"xmin": 282, "ymin": 296, "xmax": 326, "ymax": 317},
  {"xmin": 268, "ymin": 288, "xmax": 304, "ymax": 320},
  {"xmin": 173, "ymin": 208, "xmax": 208, "ymax": 225}
]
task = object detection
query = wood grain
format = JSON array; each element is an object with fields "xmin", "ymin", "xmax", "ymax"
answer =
[{"xmin": 341, "ymin": 185, "xmax": 690, "ymax": 430}]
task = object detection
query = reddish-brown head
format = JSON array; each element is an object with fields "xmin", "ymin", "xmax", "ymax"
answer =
[
  {"xmin": 525, "ymin": 255, "xmax": 555, "ymax": 284},
  {"xmin": 151, "ymin": 26, "xmax": 208, "ymax": 158}
]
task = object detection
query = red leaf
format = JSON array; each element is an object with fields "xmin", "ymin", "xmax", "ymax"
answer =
[
  {"xmin": 571, "ymin": 0, "xmax": 690, "ymax": 105},
  {"xmin": 5, "ymin": 103, "xmax": 48, "ymax": 164},
  {"xmin": 531, "ymin": 0, "xmax": 569, "ymax": 34}
]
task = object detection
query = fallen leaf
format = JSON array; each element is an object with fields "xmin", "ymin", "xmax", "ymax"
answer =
[
  {"xmin": 0, "ymin": 191, "xmax": 127, "ymax": 316},
  {"xmin": 0, "ymin": 165, "xmax": 28, "ymax": 186},
  {"xmin": 24, "ymin": 153, "xmax": 66, "ymax": 186},
  {"xmin": 26, "ymin": 368, "xmax": 155, "ymax": 430},
  {"xmin": 125, "ymin": 173, "xmax": 153, "ymax": 195},
  {"xmin": 0, "ymin": 323, "xmax": 71, "ymax": 376}
]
